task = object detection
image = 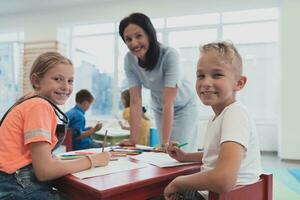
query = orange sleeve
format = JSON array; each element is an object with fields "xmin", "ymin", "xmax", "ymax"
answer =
[{"xmin": 22, "ymin": 99, "xmax": 57, "ymax": 145}]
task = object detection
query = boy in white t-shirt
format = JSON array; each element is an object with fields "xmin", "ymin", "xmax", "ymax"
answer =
[{"xmin": 164, "ymin": 41, "xmax": 262, "ymax": 200}]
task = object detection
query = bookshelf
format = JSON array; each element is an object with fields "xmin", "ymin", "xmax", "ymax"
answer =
[{"xmin": 23, "ymin": 40, "xmax": 65, "ymax": 94}]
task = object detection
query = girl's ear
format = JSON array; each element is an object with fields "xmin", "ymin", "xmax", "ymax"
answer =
[
  {"xmin": 30, "ymin": 73, "xmax": 40, "ymax": 89},
  {"xmin": 235, "ymin": 76, "xmax": 247, "ymax": 91}
]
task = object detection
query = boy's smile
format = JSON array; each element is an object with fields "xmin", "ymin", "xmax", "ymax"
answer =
[{"xmin": 196, "ymin": 52, "xmax": 245, "ymax": 116}]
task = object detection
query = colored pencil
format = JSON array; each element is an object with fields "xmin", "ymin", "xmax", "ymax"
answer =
[
  {"xmin": 177, "ymin": 142, "xmax": 188, "ymax": 148},
  {"xmin": 102, "ymin": 130, "xmax": 108, "ymax": 152}
]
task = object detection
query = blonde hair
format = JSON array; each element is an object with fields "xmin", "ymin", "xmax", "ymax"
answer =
[
  {"xmin": 200, "ymin": 41, "xmax": 243, "ymax": 77},
  {"xmin": 30, "ymin": 52, "xmax": 72, "ymax": 89}
]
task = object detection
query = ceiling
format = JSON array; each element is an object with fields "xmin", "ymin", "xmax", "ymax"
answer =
[{"xmin": 0, "ymin": 0, "xmax": 113, "ymax": 16}]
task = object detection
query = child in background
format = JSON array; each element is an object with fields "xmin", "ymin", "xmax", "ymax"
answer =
[
  {"xmin": 164, "ymin": 41, "xmax": 262, "ymax": 200},
  {"xmin": 66, "ymin": 89, "xmax": 102, "ymax": 150},
  {"xmin": 0, "ymin": 52, "xmax": 110, "ymax": 200},
  {"xmin": 119, "ymin": 89, "xmax": 152, "ymax": 146}
]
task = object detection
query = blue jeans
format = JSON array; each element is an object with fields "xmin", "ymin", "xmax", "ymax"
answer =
[{"xmin": 0, "ymin": 165, "xmax": 66, "ymax": 200}]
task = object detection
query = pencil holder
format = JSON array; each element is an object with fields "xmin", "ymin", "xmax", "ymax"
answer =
[{"xmin": 149, "ymin": 128, "xmax": 159, "ymax": 147}]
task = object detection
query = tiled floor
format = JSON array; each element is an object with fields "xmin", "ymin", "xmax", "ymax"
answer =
[{"xmin": 261, "ymin": 151, "xmax": 300, "ymax": 168}]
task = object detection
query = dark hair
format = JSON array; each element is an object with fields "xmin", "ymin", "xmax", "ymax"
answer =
[
  {"xmin": 119, "ymin": 13, "xmax": 160, "ymax": 71},
  {"xmin": 121, "ymin": 89, "xmax": 130, "ymax": 108},
  {"xmin": 75, "ymin": 89, "xmax": 94, "ymax": 104},
  {"xmin": 142, "ymin": 106, "xmax": 147, "ymax": 113}
]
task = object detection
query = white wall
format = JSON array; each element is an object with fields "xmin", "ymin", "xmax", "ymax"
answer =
[
  {"xmin": 0, "ymin": 0, "xmax": 278, "ymax": 41},
  {"xmin": 279, "ymin": 0, "xmax": 300, "ymax": 159}
]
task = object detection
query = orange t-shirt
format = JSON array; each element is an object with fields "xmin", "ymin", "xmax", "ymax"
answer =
[{"xmin": 0, "ymin": 98, "xmax": 58, "ymax": 174}]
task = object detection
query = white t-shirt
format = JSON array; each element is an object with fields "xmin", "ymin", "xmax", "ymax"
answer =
[{"xmin": 201, "ymin": 102, "xmax": 262, "ymax": 185}]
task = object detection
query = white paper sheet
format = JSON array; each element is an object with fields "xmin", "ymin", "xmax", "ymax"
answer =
[
  {"xmin": 130, "ymin": 152, "xmax": 199, "ymax": 168},
  {"xmin": 72, "ymin": 159, "xmax": 148, "ymax": 179}
]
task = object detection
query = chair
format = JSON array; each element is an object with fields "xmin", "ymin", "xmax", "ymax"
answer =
[
  {"xmin": 208, "ymin": 174, "xmax": 272, "ymax": 200},
  {"xmin": 62, "ymin": 128, "xmax": 73, "ymax": 152}
]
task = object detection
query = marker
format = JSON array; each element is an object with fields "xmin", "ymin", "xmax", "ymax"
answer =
[
  {"xmin": 74, "ymin": 152, "xmax": 95, "ymax": 155},
  {"xmin": 58, "ymin": 155, "xmax": 85, "ymax": 160},
  {"xmin": 61, "ymin": 152, "xmax": 95, "ymax": 156},
  {"xmin": 60, "ymin": 154, "xmax": 83, "ymax": 157},
  {"xmin": 177, "ymin": 142, "xmax": 188, "ymax": 148},
  {"xmin": 111, "ymin": 149, "xmax": 141, "ymax": 155},
  {"xmin": 111, "ymin": 152, "xmax": 127, "ymax": 157}
]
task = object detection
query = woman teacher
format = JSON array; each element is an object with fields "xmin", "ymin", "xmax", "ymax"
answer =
[{"xmin": 119, "ymin": 13, "xmax": 199, "ymax": 151}]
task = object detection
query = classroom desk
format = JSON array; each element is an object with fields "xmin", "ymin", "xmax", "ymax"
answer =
[{"xmin": 53, "ymin": 157, "xmax": 201, "ymax": 200}]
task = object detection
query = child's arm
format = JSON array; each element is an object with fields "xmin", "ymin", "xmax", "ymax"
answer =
[
  {"xmin": 164, "ymin": 141, "xmax": 244, "ymax": 199},
  {"xmin": 29, "ymin": 142, "xmax": 110, "ymax": 181},
  {"xmin": 119, "ymin": 120, "xmax": 130, "ymax": 130},
  {"xmin": 76, "ymin": 122, "xmax": 102, "ymax": 140}
]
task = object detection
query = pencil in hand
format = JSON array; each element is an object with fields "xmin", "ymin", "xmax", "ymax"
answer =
[
  {"xmin": 102, "ymin": 130, "xmax": 108, "ymax": 152},
  {"xmin": 177, "ymin": 142, "xmax": 188, "ymax": 148}
]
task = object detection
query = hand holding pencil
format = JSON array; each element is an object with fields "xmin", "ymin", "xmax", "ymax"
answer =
[
  {"xmin": 89, "ymin": 151, "xmax": 111, "ymax": 168},
  {"xmin": 166, "ymin": 141, "xmax": 187, "ymax": 162},
  {"xmin": 87, "ymin": 130, "xmax": 111, "ymax": 168}
]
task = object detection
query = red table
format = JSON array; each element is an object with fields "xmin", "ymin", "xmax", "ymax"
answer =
[{"xmin": 54, "ymin": 157, "xmax": 201, "ymax": 200}]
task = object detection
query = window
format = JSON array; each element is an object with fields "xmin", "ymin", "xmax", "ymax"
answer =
[
  {"xmin": 223, "ymin": 22, "xmax": 278, "ymax": 43},
  {"xmin": 222, "ymin": 8, "xmax": 278, "ymax": 23},
  {"xmin": 168, "ymin": 28, "xmax": 219, "ymax": 118},
  {"xmin": 72, "ymin": 34, "xmax": 115, "ymax": 116},
  {"xmin": 73, "ymin": 23, "xmax": 115, "ymax": 36},
  {"xmin": 166, "ymin": 9, "xmax": 279, "ymax": 121},
  {"xmin": 167, "ymin": 13, "xmax": 220, "ymax": 27},
  {"xmin": 221, "ymin": 8, "xmax": 279, "ymax": 122},
  {"xmin": 69, "ymin": 8, "xmax": 279, "ymax": 123},
  {"xmin": 168, "ymin": 29, "xmax": 218, "ymax": 86},
  {"xmin": 0, "ymin": 32, "xmax": 23, "ymax": 117}
]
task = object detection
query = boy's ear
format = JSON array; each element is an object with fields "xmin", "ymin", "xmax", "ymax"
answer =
[
  {"xmin": 30, "ymin": 74, "xmax": 40, "ymax": 89},
  {"xmin": 235, "ymin": 76, "xmax": 247, "ymax": 91}
]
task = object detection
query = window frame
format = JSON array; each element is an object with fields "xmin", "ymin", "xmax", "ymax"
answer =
[{"xmin": 69, "ymin": 8, "xmax": 279, "ymax": 121}]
